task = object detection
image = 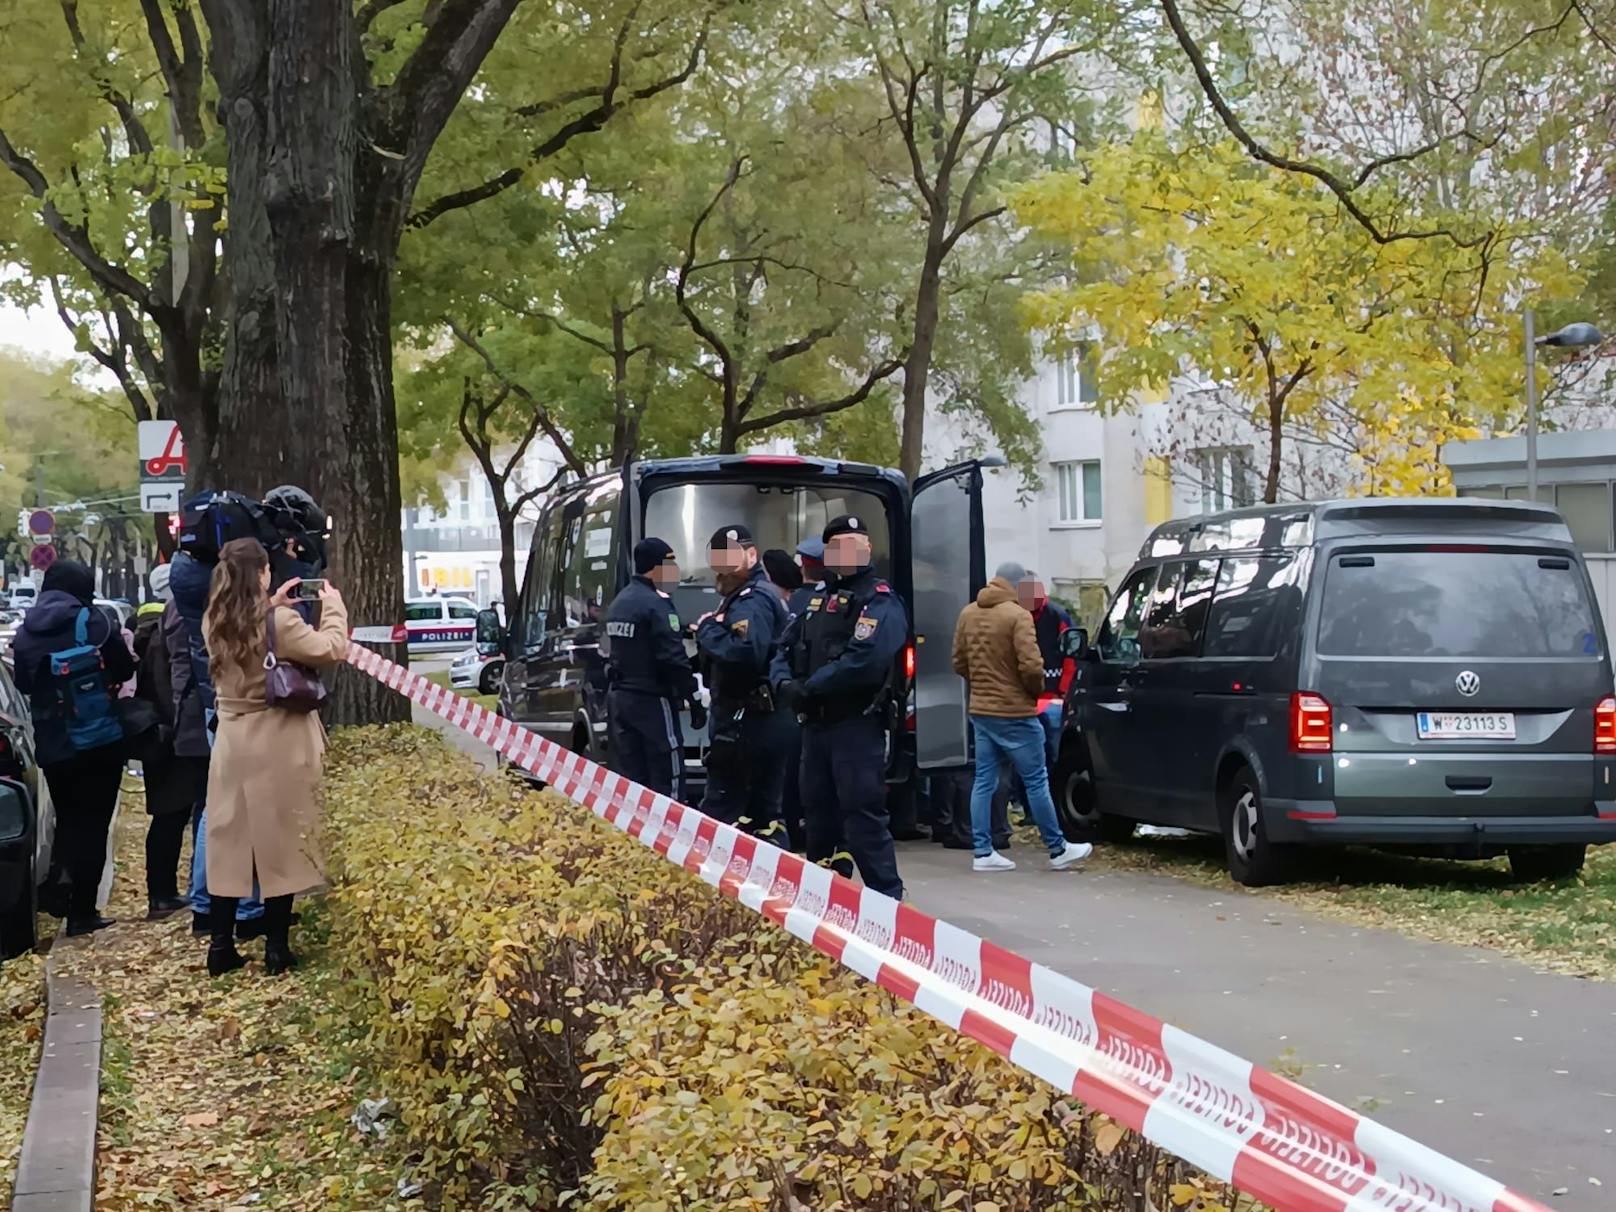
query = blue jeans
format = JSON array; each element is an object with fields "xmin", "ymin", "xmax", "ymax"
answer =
[
  {"xmin": 189, "ymin": 805, "xmax": 262, "ymax": 920},
  {"xmin": 1037, "ymin": 701, "xmax": 1062, "ymax": 766},
  {"xmin": 970, "ymin": 715, "xmax": 1067, "ymax": 858}
]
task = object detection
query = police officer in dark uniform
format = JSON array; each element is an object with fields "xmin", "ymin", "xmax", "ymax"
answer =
[
  {"xmin": 604, "ymin": 538, "xmax": 700, "ymax": 801},
  {"xmin": 696, "ymin": 524, "xmax": 792, "ymax": 843},
  {"xmin": 771, "ymin": 515, "xmax": 907, "ymax": 898},
  {"xmin": 777, "ymin": 536, "xmax": 825, "ymax": 853}
]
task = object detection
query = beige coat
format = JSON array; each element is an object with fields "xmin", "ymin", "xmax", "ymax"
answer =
[
  {"xmin": 204, "ymin": 600, "xmax": 349, "ymax": 898},
  {"xmin": 951, "ymin": 578, "xmax": 1043, "ymax": 718}
]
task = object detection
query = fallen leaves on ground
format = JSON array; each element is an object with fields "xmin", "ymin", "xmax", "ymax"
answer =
[
  {"xmin": 0, "ymin": 943, "xmax": 45, "ymax": 1205},
  {"xmin": 49, "ymin": 784, "xmax": 415, "ymax": 1211}
]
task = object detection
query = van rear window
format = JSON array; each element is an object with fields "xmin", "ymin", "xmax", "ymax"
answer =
[{"xmin": 1317, "ymin": 550, "xmax": 1600, "ymax": 659}]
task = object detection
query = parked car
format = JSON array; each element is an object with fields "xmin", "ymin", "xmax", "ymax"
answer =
[
  {"xmin": 0, "ymin": 609, "xmax": 20, "ymax": 653},
  {"xmin": 476, "ymin": 454, "xmax": 995, "ymax": 810},
  {"xmin": 404, "ymin": 596, "xmax": 481, "ymax": 653},
  {"xmin": 7, "ymin": 584, "xmax": 35, "ymax": 613},
  {"xmin": 1053, "ymin": 498, "xmax": 1616, "ymax": 886},
  {"xmin": 450, "ymin": 646, "xmax": 505, "ymax": 696},
  {"xmin": 0, "ymin": 651, "xmax": 49, "ymax": 958}
]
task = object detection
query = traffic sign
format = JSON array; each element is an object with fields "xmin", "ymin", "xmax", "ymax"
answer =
[
  {"xmin": 29, "ymin": 543, "xmax": 56, "ymax": 572},
  {"xmin": 138, "ymin": 420, "xmax": 187, "ymax": 479},
  {"xmin": 26, "ymin": 509, "xmax": 53, "ymax": 537}
]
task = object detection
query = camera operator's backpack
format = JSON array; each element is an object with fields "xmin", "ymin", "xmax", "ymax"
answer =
[
  {"xmin": 48, "ymin": 608, "xmax": 125, "ymax": 753},
  {"xmin": 178, "ymin": 490, "xmax": 273, "ymax": 565}
]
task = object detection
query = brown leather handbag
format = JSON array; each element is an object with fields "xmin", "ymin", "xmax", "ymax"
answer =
[{"xmin": 263, "ymin": 610, "xmax": 327, "ymax": 713}]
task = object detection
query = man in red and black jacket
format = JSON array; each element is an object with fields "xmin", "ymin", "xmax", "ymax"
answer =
[{"xmin": 1018, "ymin": 570, "xmax": 1075, "ymax": 768}]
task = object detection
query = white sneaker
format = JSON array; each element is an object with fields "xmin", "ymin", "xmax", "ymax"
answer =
[
  {"xmin": 1049, "ymin": 842, "xmax": 1093, "ymax": 870},
  {"xmin": 973, "ymin": 851, "xmax": 1017, "ymax": 872}
]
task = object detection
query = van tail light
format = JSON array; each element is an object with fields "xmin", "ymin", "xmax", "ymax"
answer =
[
  {"xmin": 1596, "ymin": 697, "xmax": 1616, "ymax": 754},
  {"xmin": 1290, "ymin": 692, "xmax": 1333, "ymax": 752},
  {"xmin": 903, "ymin": 644, "xmax": 915, "ymax": 680}
]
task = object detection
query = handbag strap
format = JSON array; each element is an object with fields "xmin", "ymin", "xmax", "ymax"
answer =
[{"xmin": 263, "ymin": 607, "xmax": 278, "ymax": 670}]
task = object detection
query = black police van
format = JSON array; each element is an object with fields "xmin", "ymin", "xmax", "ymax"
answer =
[
  {"xmin": 476, "ymin": 455, "xmax": 994, "ymax": 805},
  {"xmin": 1052, "ymin": 498, "xmax": 1616, "ymax": 886}
]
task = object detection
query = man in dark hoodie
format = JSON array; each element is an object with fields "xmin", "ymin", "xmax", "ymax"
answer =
[{"xmin": 11, "ymin": 560, "xmax": 135, "ymax": 936}]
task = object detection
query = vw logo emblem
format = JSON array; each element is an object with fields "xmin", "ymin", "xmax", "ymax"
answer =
[{"xmin": 1455, "ymin": 670, "xmax": 1481, "ymax": 697}]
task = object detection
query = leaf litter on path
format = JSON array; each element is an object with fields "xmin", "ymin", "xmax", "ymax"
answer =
[{"xmin": 50, "ymin": 791, "xmax": 414, "ymax": 1210}]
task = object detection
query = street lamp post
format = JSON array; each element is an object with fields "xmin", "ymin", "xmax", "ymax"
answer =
[{"xmin": 1524, "ymin": 312, "xmax": 1604, "ymax": 501}]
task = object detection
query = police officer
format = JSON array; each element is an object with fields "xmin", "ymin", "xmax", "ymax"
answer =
[
  {"xmin": 695, "ymin": 524, "xmax": 792, "ymax": 843},
  {"xmin": 604, "ymin": 538, "xmax": 699, "ymax": 801},
  {"xmin": 787, "ymin": 536, "xmax": 825, "ymax": 618},
  {"xmin": 771, "ymin": 515, "xmax": 907, "ymax": 898}
]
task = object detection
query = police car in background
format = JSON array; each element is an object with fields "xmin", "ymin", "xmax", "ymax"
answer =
[
  {"xmin": 475, "ymin": 454, "xmax": 996, "ymax": 813},
  {"xmin": 405, "ymin": 596, "xmax": 482, "ymax": 654}
]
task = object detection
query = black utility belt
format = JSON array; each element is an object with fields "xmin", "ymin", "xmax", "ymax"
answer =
[{"xmin": 713, "ymin": 685, "xmax": 776, "ymax": 713}]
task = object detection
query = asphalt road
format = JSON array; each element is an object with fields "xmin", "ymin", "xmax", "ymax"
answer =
[{"xmin": 409, "ymin": 708, "xmax": 1614, "ymax": 1207}]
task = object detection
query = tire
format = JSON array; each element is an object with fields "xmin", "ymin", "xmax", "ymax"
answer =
[
  {"xmin": 1219, "ymin": 766, "xmax": 1295, "ymax": 887},
  {"xmin": 0, "ymin": 858, "xmax": 37, "ymax": 960},
  {"xmin": 1507, "ymin": 844, "xmax": 1586, "ymax": 883},
  {"xmin": 478, "ymin": 660, "xmax": 503, "ymax": 697},
  {"xmin": 1053, "ymin": 747, "xmax": 1136, "ymax": 844}
]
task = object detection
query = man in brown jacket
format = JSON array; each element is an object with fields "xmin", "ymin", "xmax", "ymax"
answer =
[{"xmin": 952, "ymin": 561, "xmax": 1091, "ymax": 873}]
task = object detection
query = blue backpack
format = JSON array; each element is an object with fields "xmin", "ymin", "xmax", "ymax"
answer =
[{"xmin": 49, "ymin": 608, "xmax": 125, "ymax": 753}]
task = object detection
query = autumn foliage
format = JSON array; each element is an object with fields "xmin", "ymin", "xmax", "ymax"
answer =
[{"xmin": 321, "ymin": 727, "xmax": 1254, "ymax": 1210}]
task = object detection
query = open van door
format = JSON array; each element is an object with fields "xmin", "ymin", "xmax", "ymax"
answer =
[{"xmin": 910, "ymin": 461, "xmax": 988, "ymax": 769}]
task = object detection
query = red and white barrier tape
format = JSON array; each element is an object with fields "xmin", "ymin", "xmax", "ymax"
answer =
[{"xmin": 349, "ymin": 644, "xmax": 1548, "ymax": 1212}]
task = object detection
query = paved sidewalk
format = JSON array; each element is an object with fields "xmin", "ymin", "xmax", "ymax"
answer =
[{"xmin": 901, "ymin": 842, "xmax": 1616, "ymax": 1209}]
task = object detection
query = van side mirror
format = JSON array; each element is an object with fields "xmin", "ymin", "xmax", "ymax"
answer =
[
  {"xmin": 1059, "ymin": 627, "xmax": 1089, "ymax": 659},
  {"xmin": 475, "ymin": 609, "xmax": 505, "ymax": 655}
]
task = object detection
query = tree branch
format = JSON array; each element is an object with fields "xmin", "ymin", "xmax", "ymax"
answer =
[
  {"xmin": 735, "ymin": 358, "xmax": 904, "ymax": 435},
  {"xmin": 0, "ymin": 126, "xmax": 159, "ymax": 309},
  {"xmin": 674, "ymin": 159, "xmax": 746, "ymax": 382},
  {"xmin": 407, "ymin": 10, "xmax": 711, "ymax": 228},
  {"xmin": 1157, "ymin": 0, "xmax": 1490, "ymax": 247},
  {"xmin": 447, "ymin": 321, "xmax": 589, "ymax": 473}
]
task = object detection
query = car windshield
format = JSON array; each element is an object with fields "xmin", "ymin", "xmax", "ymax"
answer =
[
  {"xmin": 642, "ymin": 479, "xmax": 893, "ymax": 618},
  {"xmin": 1316, "ymin": 549, "xmax": 1601, "ymax": 659},
  {"xmin": 404, "ymin": 602, "xmax": 442, "ymax": 622}
]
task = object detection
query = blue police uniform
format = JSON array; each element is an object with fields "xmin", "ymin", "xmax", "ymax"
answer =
[
  {"xmin": 604, "ymin": 575, "xmax": 696, "ymax": 800},
  {"xmin": 695, "ymin": 562, "xmax": 792, "ymax": 842},
  {"xmin": 771, "ymin": 562, "xmax": 908, "ymax": 898}
]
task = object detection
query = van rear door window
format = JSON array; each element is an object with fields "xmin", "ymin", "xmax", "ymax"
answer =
[
  {"xmin": 1317, "ymin": 549, "xmax": 1600, "ymax": 658},
  {"xmin": 1202, "ymin": 556, "xmax": 1295, "ymax": 658}
]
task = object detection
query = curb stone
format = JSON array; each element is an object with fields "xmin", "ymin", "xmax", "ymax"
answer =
[{"xmin": 10, "ymin": 928, "xmax": 99, "ymax": 1212}]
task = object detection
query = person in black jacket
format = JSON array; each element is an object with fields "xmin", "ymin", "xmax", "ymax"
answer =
[
  {"xmin": 604, "ymin": 539, "xmax": 699, "ymax": 801},
  {"xmin": 696, "ymin": 524, "xmax": 793, "ymax": 842},
  {"xmin": 11, "ymin": 560, "xmax": 135, "ymax": 936},
  {"xmin": 131, "ymin": 565, "xmax": 202, "ymax": 919}
]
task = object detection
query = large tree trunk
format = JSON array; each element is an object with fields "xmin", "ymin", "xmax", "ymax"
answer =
[
  {"xmin": 899, "ymin": 243, "xmax": 945, "ymax": 481},
  {"xmin": 496, "ymin": 505, "xmax": 520, "ymax": 625}
]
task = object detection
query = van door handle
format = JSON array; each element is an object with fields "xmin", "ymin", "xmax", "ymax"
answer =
[{"xmin": 1445, "ymin": 775, "xmax": 1492, "ymax": 793}]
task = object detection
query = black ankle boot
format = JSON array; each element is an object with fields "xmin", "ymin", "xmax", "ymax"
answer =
[
  {"xmin": 262, "ymin": 895, "xmax": 297, "ymax": 975},
  {"xmin": 207, "ymin": 895, "xmax": 247, "ymax": 977}
]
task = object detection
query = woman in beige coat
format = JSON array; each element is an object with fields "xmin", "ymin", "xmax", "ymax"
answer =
[{"xmin": 202, "ymin": 538, "xmax": 348, "ymax": 977}]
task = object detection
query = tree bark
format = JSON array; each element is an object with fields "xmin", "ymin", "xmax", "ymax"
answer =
[
  {"xmin": 1263, "ymin": 391, "xmax": 1284, "ymax": 504},
  {"xmin": 899, "ymin": 238, "xmax": 946, "ymax": 481}
]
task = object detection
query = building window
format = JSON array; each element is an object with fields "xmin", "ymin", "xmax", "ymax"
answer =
[
  {"xmin": 1196, "ymin": 447, "xmax": 1253, "ymax": 513},
  {"xmin": 458, "ymin": 479, "xmax": 472, "ymax": 523},
  {"xmin": 1055, "ymin": 460, "xmax": 1102, "ymax": 523},
  {"xmin": 1055, "ymin": 341, "xmax": 1098, "ymax": 408}
]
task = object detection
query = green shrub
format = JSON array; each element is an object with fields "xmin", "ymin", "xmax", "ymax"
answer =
[{"xmin": 323, "ymin": 726, "xmax": 1252, "ymax": 1212}]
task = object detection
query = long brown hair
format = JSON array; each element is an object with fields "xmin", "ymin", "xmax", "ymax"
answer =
[{"xmin": 204, "ymin": 538, "xmax": 270, "ymax": 677}]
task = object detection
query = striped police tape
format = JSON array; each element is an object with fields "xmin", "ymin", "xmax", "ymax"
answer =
[{"xmin": 348, "ymin": 642, "xmax": 1548, "ymax": 1212}]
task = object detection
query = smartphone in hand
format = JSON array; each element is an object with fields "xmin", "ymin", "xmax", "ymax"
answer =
[{"xmin": 293, "ymin": 578, "xmax": 326, "ymax": 602}]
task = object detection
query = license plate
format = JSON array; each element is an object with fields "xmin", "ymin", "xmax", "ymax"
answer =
[{"xmin": 1416, "ymin": 711, "xmax": 1516, "ymax": 740}]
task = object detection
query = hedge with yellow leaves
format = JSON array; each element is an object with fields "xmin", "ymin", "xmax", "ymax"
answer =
[{"xmin": 323, "ymin": 726, "xmax": 1256, "ymax": 1212}]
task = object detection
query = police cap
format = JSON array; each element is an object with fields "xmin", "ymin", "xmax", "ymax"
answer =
[
  {"xmin": 633, "ymin": 537, "xmax": 676, "ymax": 574},
  {"xmin": 821, "ymin": 515, "xmax": 869, "ymax": 543},
  {"xmin": 795, "ymin": 536, "xmax": 825, "ymax": 561},
  {"xmin": 708, "ymin": 523, "xmax": 756, "ymax": 550}
]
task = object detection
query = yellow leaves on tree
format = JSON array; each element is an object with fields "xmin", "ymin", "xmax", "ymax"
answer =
[{"xmin": 1014, "ymin": 135, "xmax": 1580, "ymax": 502}]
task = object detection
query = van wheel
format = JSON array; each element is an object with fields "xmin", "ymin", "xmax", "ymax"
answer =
[
  {"xmin": 1507, "ymin": 844, "xmax": 1586, "ymax": 883},
  {"xmin": 478, "ymin": 661, "xmax": 503, "ymax": 696},
  {"xmin": 1219, "ymin": 767, "xmax": 1294, "ymax": 887},
  {"xmin": 1054, "ymin": 749, "xmax": 1135, "ymax": 844}
]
